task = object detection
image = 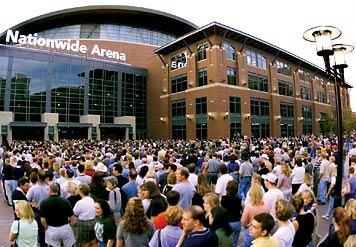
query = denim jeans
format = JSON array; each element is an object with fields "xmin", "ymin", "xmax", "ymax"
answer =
[
  {"xmin": 4, "ymin": 180, "xmax": 16, "ymax": 205},
  {"xmin": 229, "ymin": 221, "xmax": 241, "ymax": 247},
  {"xmin": 239, "ymin": 177, "xmax": 251, "ymax": 200},
  {"xmin": 243, "ymin": 227, "xmax": 255, "ymax": 247},
  {"xmin": 317, "ymin": 179, "xmax": 328, "ymax": 203},
  {"xmin": 98, "ymin": 240, "xmax": 106, "ymax": 247},
  {"xmin": 325, "ymin": 196, "xmax": 335, "ymax": 217}
]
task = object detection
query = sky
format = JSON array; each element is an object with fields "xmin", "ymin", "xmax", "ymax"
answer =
[{"xmin": 1, "ymin": 0, "xmax": 355, "ymax": 111}]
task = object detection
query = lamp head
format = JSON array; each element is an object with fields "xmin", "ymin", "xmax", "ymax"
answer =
[{"xmin": 303, "ymin": 26, "xmax": 341, "ymax": 56}]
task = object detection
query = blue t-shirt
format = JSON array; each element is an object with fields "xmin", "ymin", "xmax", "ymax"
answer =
[
  {"xmin": 122, "ymin": 181, "xmax": 139, "ymax": 199},
  {"xmin": 173, "ymin": 182, "xmax": 195, "ymax": 209}
]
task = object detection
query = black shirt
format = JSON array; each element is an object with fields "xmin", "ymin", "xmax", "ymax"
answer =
[
  {"xmin": 318, "ymin": 232, "xmax": 343, "ymax": 247},
  {"xmin": 292, "ymin": 212, "xmax": 315, "ymax": 247},
  {"xmin": 39, "ymin": 195, "xmax": 74, "ymax": 227},
  {"xmin": 115, "ymin": 175, "xmax": 129, "ymax": 189},
  {"xmin": 2, "ymin": 165, "xmax": 14, "ymax": 180},
  {"xmin": 221, "ymin": 195, "xmax": 242, "ymax": 222}
]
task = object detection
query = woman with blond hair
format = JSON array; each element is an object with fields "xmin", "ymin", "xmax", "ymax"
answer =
[
  {"xmin": 9, "ymin": 200, "xmax": 38, "ymax": 247},
  {"xmin": 276, "ymin": 163, "xmax": 292, "ymax": 201},
  {"xmin": 295, "ymin": 173, "xmax": 312, "ymax": 196},
  {"xmin": 203, "ymin": 192, "xmax": 220, "ymax": 225},
  {"xmin": 149, "ymin": 205, "xmax": 183, "ymax": 247},
  {"xmin": 241, "ymin": 183, "xmax": 269, "ymax": 247},
  {"xmin": 117, "ymin": 197, "xmax": 155, "ymax": 247}
]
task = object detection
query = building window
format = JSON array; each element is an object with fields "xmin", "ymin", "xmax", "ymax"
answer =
[
  {"xmin": 227, "ymin": 67, "xmax": 237, "ymax": 85},
  {"xmin": 248, "ymin": 72, "xmax": 268, "ymax": 92},
  {"xmin": 229, "ymin": 97, "xmax": 241, "ymax": 114},
  {"xmin": 171, "ymin": 51, "xmax": 187, "ymax": 71},
  {"xmin": 172, "ymin": 99, "xmax": 186, "ymax": 140},
  {"xmin": 251, "ymin": 98, "xmax": 269, "ymax": 116},
  {"xmin": 278, "ymin": 80, "xmax": 293, "ymax": 96},
  {"xmin": 172, "ymin": 99, "xmax": 186, "ymax": 117},
  {"xmin": 197, "ymin": 68, "xmax": 208, "ymax": 87},
  {"xmin": 302, "ymin": 106, "xmax": 312, "ymax": 119},
  {"xmin": 222, "ymin": 41, "xmax": 236, "ymax": 60},
  {"xmin": 196, "ymin": 97, "xmax": 207, "ymax": 114},
  {"xmin": 196, "ymin": 123, "xmax": 207, "ymax": 140},
  {"xmin": 298, "ymin": 69, "xmax": 310, "ymax": 82},
  {"xmin": 303, "ymin": 123, "xmax": 312, "ymax": 134},
  {"xmin": 317, "ymin": 91, "xmax": 326, "ymax": 103},
  {"xmin": 300, "ymin": 87, "xmax": 311, "ymax": 100},
  {"xmin": 197, "ymin": 43, "xmax": 209, "ymax": 61},
  {"xmin": 246, "ymin": 48, "xmax": 267, "ymax": 69},
  {"xmin": 280, "ymin": 103, "xmax": 294, "ymax": 118},
  {"xmin": 171, "ymin": 75, "xmax": 187, "ymax": 93},
  {"xmin": 251, "ymin": 123, "xmax": 270, "ymax": 138},
  {"xmin": 281, "ymin": 124, "xmax": 294, "ymax": 137},
  {"xmin": 276, "ymin": 59, "xmax": 292, "ymax": 76},
  {"xmin": 230, "ymin": 123, "xmax": 241, "ymax": 139},
  {"xmin": 172, "ymin": 124, "xmax": 186, "ymax": 140}
]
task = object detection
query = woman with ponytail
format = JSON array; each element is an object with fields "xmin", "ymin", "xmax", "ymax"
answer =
[{"xmin": 319, "ymin": 207, "xmax": 351, "ymax": 246}]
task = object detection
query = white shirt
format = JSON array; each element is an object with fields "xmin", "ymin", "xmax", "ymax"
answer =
[
  {"xmin": 296, "ymin": 183, "xmax": 311, "ymax": 195},
  {"xmin": 263, "ymin": 188, "xmax": 283, "ymax": 218},
  {"xmin": 292, "ymin": 166, "xmax": 305, "ymax": 184},
  {"xmin": 188, "ymin": 173, "xmax": 198, "ymax": 187},
  {"xmin": 215, "ymin": 174, "xmax": 233, "ymax": 196},
  {"xmin": 273, "ymin": 221, "xmax": 296, "ymax": 247},
  {"xmin": 73, "ymin": 196, "xmax": 95, "ymax": 220}
]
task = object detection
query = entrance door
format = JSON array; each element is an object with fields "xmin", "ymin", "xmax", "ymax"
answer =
[
  {"xmin": 100, "ymin": 127, "xmax": 126, "ymax": 140},
  {"xmin": 12, "ymin": 126, "xmax": 45, "ymax": 140},
  {"xmin": 58, "ymin": 127, "xmax": 88, "ymax": 140}
]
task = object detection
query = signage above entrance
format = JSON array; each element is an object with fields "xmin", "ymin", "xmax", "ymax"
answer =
[{"xmin": 5, "ymin": 30, "xmax": 126, "ymax": 61}]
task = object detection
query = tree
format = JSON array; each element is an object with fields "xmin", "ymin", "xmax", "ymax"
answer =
[{"xmin": 322, "ymin": 108, "xmax": 356, "ymax": 137}]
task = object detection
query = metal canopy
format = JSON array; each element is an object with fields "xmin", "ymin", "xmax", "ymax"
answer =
[
  {"xmin": 10, "ymin": 122, "xmax": 47, "ymax": 127},
  {"xmin": 58, "ymin": 122, "xmax": 92, "ymax": 128},
  {"xmin": 99, "ymin": 123, "xmax": 131, "ymax": 128}
]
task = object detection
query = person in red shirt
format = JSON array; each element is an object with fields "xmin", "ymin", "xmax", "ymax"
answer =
[{"xmin": 154, "ymin": 190, "xmax": 183, "ymax": 229}]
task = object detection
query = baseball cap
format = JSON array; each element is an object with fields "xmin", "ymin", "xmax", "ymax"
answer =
[{"xmin": 262, "ymin": 173, "xmax": 278, "ymax": 183}]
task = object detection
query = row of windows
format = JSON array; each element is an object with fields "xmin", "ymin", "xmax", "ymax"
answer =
[
  {"xmin": 38, "ymin": 24, "xmax": 176, "ymax": 47},
  {"xmin": 171, "ymin": 122, "xmax": 314, "ymax": 139}
]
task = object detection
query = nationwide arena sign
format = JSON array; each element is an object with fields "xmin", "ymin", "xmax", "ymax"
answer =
[{"xmin": 5, "ymin": 30, "xmax": 126, "ymax": 61}]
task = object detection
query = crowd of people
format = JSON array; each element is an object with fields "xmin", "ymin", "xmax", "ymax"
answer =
[{"xmin": 0, "ymin": 134, "xmax": 355, "ymax": 247}]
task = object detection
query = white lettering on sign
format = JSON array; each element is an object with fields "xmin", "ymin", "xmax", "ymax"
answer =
[{"xmin": 5, "ymin": 30, "xmax": 126, "ymax": 62}]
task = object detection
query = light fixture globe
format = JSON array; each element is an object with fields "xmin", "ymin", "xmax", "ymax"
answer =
[
  {"xmin": 332, "ymin": 44, "xmax": 354, "ymax": 69},
  {"xmin": 303, "ymin": 26, "xmax": 342, "ymax": 56}
]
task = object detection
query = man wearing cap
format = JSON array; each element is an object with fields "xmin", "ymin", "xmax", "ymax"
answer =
[
  {"xmin": 260, "ymin": 154, "xmax": 272, "ymax": 172},
  {"xmin": 262, "ymin": 173, "xmax": 283, "ymax": 219},
  {"xmin": 95, "ymin": 162, "xmax": 108, "ymax": 175}
]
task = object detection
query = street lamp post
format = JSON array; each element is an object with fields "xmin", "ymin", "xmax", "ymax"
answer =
[{"xmin": 303, "ymin": 26, "xmax": 354, "ymax": 208}]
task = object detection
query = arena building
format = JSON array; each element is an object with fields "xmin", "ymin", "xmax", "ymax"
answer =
[{"xmin": 0, "ymin": 6, "xmax": 351, "ymax": 142}]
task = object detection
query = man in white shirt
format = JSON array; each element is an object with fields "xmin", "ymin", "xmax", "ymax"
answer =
[
  {"xmin": 262, "ymin": 173, "xmax": 283, "ymax": 219},
  {"xmin": 215, "ymin": 164, "xmax": 233, "ymax": 197},
  {"xmin": 187, "ymin": 163, "xmax": 198, "ymax": 187},
  {"xmin": 317, "ymin": 152, "xmax": 331, "ymax": 205}
]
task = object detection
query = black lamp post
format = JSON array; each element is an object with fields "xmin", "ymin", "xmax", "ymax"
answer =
[{"xmin": 303, "ymin": 26, "xmax": 354, "ymax": 208}]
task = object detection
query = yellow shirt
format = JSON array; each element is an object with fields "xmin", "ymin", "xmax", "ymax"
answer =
[{"xmin": 251, "ymin": 236, "xmax": 279, "ymax": 247}]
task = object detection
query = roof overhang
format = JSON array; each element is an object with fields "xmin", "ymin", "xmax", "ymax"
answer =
[
  {"xmin": 58, "ymin": 122, "xmax": 92, "ymax": 128},
  {"xmin": 0, "ymin": 5, "xmax": 198, "ymax": 42}
]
